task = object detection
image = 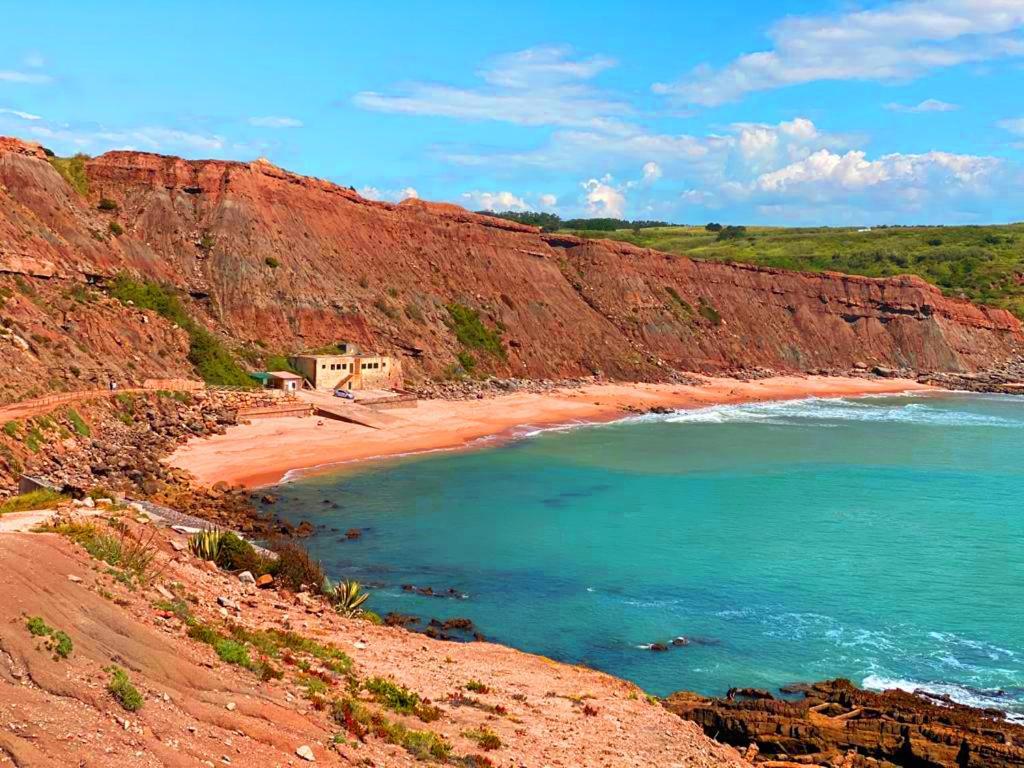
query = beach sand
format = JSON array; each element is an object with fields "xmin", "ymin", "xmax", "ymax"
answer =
[{"xmin": 168, "ymin": 375, "xmax": 933, "ymax": 488}]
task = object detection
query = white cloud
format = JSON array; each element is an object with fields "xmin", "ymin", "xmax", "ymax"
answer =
[
  {"xmin": 0, "ymin": 108, "xmax": 42, "ymax": 121},
  {"xmin": 753, "ymin": 149, "xmax": 1001, "ymax": 198},
  {"xmin": 27, "ymin": 124, "xmax": 225, "ymax": 153},
  {"xmin": 248, "ymin": 116, "xmax": 303, "ymax": 128},
  {"xmin": 654, "ymin": 1, "xmax": 1024, "ymax": 105},
  {"xmin": 461, "ymin": 190, "xmax": 529, "ymax": 212},
  {"xmin": 885, "ymin": 98, "xmax": 960, "ymax": 112},
  {"xmin": 998, "ymin": 117, "xmax": 1024, "ymax": 135},
  {"xmin": 354, "ymin": 45, "xmax": 630, "ymax": 131},
  {"xmin": 582, "ymin": 175, "xmax": 626, "ymax": 218},
  {"xmin": 641, "ymin": 161, "xmax": 662, "ymax": 183},
  {"xmin": 539, "ymin": 193, "xmax": 558, "ymax": 208},
  {"xmin": 0, "ymin": 70, "xmax": 52, "ymax": 84},
  {"xmin": 358, "ymin": 185, "xmax": 419, "ymax": 202}
]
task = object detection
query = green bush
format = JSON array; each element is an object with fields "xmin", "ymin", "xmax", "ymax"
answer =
[
  {"xmin": 108, "ymin": 221, "xmax": 124, "ymax": 236},
  {"xmin": 107, "ymin": 666, "xmax": 143, "ymax": 711},
  {"xmin": 446, "ymin": 303, "xmax": 506, "ymax": 360},
  {"xmin": 269, "ymin": 541, "xmax": 325, "ymax": 592},
  {"xmin": 97, "ymin": 197, "xmax": 118, "ymax": 211},
  {"xmin": 3, "ymin": 420, "xmax": 19, "ymax": 438},
  {"xmin": 25, "ymin": 616, "xmax": 74, "ymax": 659},
  {"xmin": 264, "ymin": 256, "xmax": 280, "ymax": 268}
]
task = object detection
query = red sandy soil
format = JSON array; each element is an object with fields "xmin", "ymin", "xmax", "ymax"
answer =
[
  {"xmin": 0, "ymin": 514, "xmax": 747, "ymax": 767},
  {"xmin": 168, "ymin": 376, "xmax": 933, "ymax": 488}
]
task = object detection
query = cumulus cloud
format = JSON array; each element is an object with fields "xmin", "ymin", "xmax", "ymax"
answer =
[
  {"xmin": 654, "ymin": 0, "xmax": 1024, "ymax": 105},
  {"xmin": 582, "ymin": 175, "xmax": 626, "ymax": 218},
  {"xmin": 354, "ymin": 45, "xmax": 630, "ymax": 131},
  {"xmin": 461, "ymin": 190, "xmax": 529, "ymax": 211},
  {"xmin": 751, "ymin": 149, "xmax": 1001, "ymax": 202},
  {"xmin": 885, "ymin": 98, "xmax": 960, "ymax": 113},
  {"xmin": 0, "ymin": 108, "xmax": 42, "ymax": 120},
  {"xmin": 641, "ymin": 161, "xmax": 662, "ymax": 183},
  {"xmin": 539, "ymin": 193, "xmax": 558, "ymax": 208},
  {"xmin": 359, "ymin": 185, "xmax": 418, "ymax": 202},
  {"xmin": 248, "ymin": 116, "xmax": 303, "ymax": 128}
]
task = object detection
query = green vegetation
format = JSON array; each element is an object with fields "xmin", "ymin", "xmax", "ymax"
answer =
[
  {"xmin": 481, "ymin": 211, "xmax": 667, "ymax": 232},
  {"xmin": 108, "ymin": 273, "xmax": 254, "ymax": 386},
  {"xmin": 697, "ymin": 297, "xmax": 722, "ymax": 326},
  {"xmin": 97, "ymin": 197, "xmax": 118, "ymax": 211},
  {"xmin": 463, "ymin": 727, "xmax": 502, "ymax": 751},
  {"xmin": 362, "ymin": 677, "xmax": 440, "ymax": 721},
  {"xmin": 47, "ymin": 154, "xmax": 91, "ymax": 196},
  {"xmin": 564, "ymin": 223, "xmax": 1024, "ymax": 320},
  {"xmin": 107, "ymin": 666, "xmax": 143, "ymax": 711},
  {"xmin": 332, "ymin": 697, "xmax": 452, "ymax": 761},
  {"xmin": 465, "ymin": 679, "xmax": 490, "ymax": 694},
  {"xmin": 264, "ymin": 256, "xmax": 280, "ymax": 268},
  {"xmin": 108, "ymin": 221, "xmax": 124, "ymax": 237},
  {"xmin": 0, "ymin": 488, "xmax": 67, "ymax": 515},
  {"xmin": 51, "ymin": 520, "xmax": 157, "ymax": 585},
  {"xmin": 325, "ymin": 578, "xmax": 370, "ymax": 617},
  {"xmin": 26, "ymin": 616, "xmax": 73, "ymax": 659},
  {"xmin": 446, "ymin": 303, "xmax": 506, "ymax": 360},
  {"xmin": 66, "ymin": 408, "xmax": 90, "ymax": 437},
  {"xmin": 2, "ymin": 420, "xmax": 19, "ymax": 438}
]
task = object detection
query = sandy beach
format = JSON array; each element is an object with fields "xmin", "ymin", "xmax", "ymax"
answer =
[{"xmin": 168, "ymin": 375, "xmax": 933, "ymax": 488}]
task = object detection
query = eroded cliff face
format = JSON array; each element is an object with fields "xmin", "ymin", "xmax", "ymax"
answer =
[{"xmin": 1, "ymin": 135, "xmax": 1021, "ymax": 391}]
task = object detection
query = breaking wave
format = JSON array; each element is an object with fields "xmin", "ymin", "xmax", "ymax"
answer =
[
  {"xmin": 862, "ymin": 675, "xmax": 1024, "ymax": 723},
  {"xmin": 629, "ymin": 395, "xmax": 1022, "ymax": 429}
]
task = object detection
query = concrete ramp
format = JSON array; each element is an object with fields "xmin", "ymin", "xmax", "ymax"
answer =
[{"xmin": 309, "ymin": 400, "xmax": 402, "ymax": 429}]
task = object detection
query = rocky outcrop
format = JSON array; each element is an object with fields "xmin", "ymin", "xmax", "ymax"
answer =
[
  {"xmin": 1, "ymin": 136, "xmax": 1022, "ymax": 393},
  {"xmin": 665, "ymin": 678, "xmax": 1024, "ymax": 767}
]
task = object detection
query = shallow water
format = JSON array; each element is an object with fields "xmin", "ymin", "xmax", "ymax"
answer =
[{"xmin": 273, "ymin": 393, "xmax": 1024, "ymax": 718}]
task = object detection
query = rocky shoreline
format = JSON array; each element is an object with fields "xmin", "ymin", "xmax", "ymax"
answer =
[{"xmin": 665, "ymin": 678, "xmax": 1024, "ymax": 767}]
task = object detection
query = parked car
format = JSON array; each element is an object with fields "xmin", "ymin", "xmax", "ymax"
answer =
[{"xmin": 333, "ymin": 388, "xmax": 354, "ymax": 399}]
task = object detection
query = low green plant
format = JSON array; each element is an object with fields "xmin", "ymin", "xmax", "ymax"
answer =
[
  {"xmin": 188, "ymin": 529, "xmax": 226, "ymax": 562},
  {"xmin": 463, "ymin": 728, "xmax": 502, "ymax": 751},
  {"xmin": 3, "ymin": 420, "xmax": 20, "ymax": 437},
  {"xmin": 0, "ymin": 488, "xmax": 67, "ymax": 515},
  {"xmin": 51, "ymin": 520, "xmax": 158, "ymax": 584},
  {"xmin": 109, "ymin": 221, "xmax": 124, "ymax": 237},
  {"xmin": 185, "ymin": 620, "xmax": 282, "ymax": 681},
  {"xmin": 66, "ymin": 408, "xmax": 90, "ymax": 437},
  {"xmin": 332, "ymin": 697, "xmax": 452, "ymax": 761},
  {"xmin": 465, "ymin": 680, "xmax": 489, "ymax": 694},
  {"xmin": 107, "ymin": 666, "xmax": 143, "ymax": 711},
  {"xmin": 97, "ymin": 197, "xmax": 118, "ymax": 211},
  {"xmin": 326, "ymin": 578, "xmax": 370, "ymax": 617},
  {"xmin": 25, "ymin": 616, "xmax": 73, "ymax": 659},
  {"xmin": 264, "ymin": 256, "xmax": 280, "ymax": 268},
  {"xmin": 269, "ymin": 541, "xmax": 325, "ymax": 593}
]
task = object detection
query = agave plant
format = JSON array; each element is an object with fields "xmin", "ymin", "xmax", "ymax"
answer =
[
  {"xmin": 327, "ymin": 578, "xmax": 370, "ymax": 617},
  {"xmin": 188, "ymin": 529, "xmax": 226, "ymax": 562}
]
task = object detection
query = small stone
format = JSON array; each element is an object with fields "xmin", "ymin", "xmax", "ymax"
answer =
[
  {"xmin": 255, "ymin": 574, "xmax": 274, "ymax": 588},
  {"xmin": 238, "ymin": 571, "xmax": 256, "ymax": 585},
  {"xmin": 225, "ymin": 702, "xmax": 236, "ymax": 711},
  {"xmin": 353, "ymin": 641, "xmax": 367, "ymax": 650},
  {"xmin": 295, "ymin": 745, "xmax": 315, "ymax": 761},
  {"xmin": 67, "ymin": 575, "xmax": 83, "ymax": 583},
  {"xmin": 170, "ymin": 540, "xmax": 187, "ymax": 552}
]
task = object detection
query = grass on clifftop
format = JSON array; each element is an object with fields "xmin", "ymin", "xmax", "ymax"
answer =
[
  {"xmin": 108, "ymin": 273, "xmax": 255, "ymax": 387},
  {"xmin": 47, "ymin": 154, "xmax": 91, "ymax": 197},
  {"xmin": 563, "ymin": 223, "xmax": 1024, "ymax": 320}
]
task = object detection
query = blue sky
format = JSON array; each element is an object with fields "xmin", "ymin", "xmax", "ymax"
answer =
[{"xmin": 2, "ymin": 0, "xmax": 1023, "ymax": 225}]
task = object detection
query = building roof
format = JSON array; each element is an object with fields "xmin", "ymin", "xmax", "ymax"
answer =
[{"xmin": 267, "ymin": 371, "xmax": 304, "ymax": 380}]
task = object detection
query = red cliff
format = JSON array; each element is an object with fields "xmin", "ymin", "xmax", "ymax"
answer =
[{"xmin": 0, "ymin": 137, "xmax": 1021, "ymax": 394}]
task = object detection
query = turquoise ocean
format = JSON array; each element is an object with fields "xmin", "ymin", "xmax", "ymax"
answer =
[{"xmin": 272, "ymin": 393, "xmax": 1024, "ymax": 719}]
